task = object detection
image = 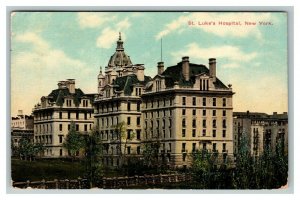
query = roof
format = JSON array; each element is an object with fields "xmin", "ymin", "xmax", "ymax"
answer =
[
  {"xmin": 47, "ymin": 88, "xmax": 92, "ymax": 106},
  {"xmin": 233, "ymin": 111, "xmax": 288, "ymax": 120},
  {"xmin": 114, "ymin": 74, "xmax": 152, "ymax": 96},
  {"xmin": 161, "ymin": 62, "xmax": 228, "ymax": 89}
]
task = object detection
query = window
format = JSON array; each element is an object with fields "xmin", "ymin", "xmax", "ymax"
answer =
[
  {"xmin": 223, "ymin": 119, "xmax": 226, "ymax": 128},
  {"xmin": 84, "ymin": 113, "xmax": 87, "ymax": 120},
  {"xmin": 182, "ymin": 109, "xmax": 186, "ymax": 115},
  {"xmin": 182, "ymin": 129, "xmax": 186, "ymax": 137},
  {"xmin": 223, "ymin": 98, "xmax": 226, "ymax": 107},
  {"xmin": 213, "ymin": 129, "xmax": 216, "ymax": 137},
  {"xmin": 137, "ymin": 146, "xmax": 141, "ymax": 155},
  {"xmin": 84, "ymin": 124, "xmax": 87, "ymax": 132},
  {"xmin": 202, "ymin": 129, "xmax": 206, "ymax": 136},
  {"xmin": 157, "ymin": 100, "xmax": 160, "ymax": 108},
  {"xmin": 223, "ymin": 110, "xmax": 226, "ymax": 117},
  {"xmin": 223, "ymin": 130, "xmax": 226, "ymax": 137},
  {"xmin": 137, "ymin": 102, "xmax": 140, "ymax": 111},
  {"xmin": 193, "ymin": 109, "xmax": 196, "ymax": 116},
  {"xmin": 127, "ymin": 130, "xmax": 131, "ymax": 139},
  {"xmin": 127, "ymin": 146, "xmax": 131, "ymax": 154},
  {"xmin": 192, "ymin": 97, "xmax": 196, "ymax": 106},
  {"xmin": 157, "ymin": 110, "xmax": 160, "ymax": 117},
  {"xmin": 127, "ymin": 102, "xmax": 131, "ymax": 111},
  {"xmin": 213, "ymin": 110, "xmax": 216, "ymax": 116},
  {"xmin": 127, "ymin": 117, "xmax": 131, "ymax": 125},
  {"xmin": 76, "ymin": 112, "xmax": 79, "ymax": 119},
  {"xmin": 136, "ymin": 130, "xmax": 141, "ymax": 140},
  {"xmin": 68, "ymin": 112, "xmax": 71, "ymax": 119},
  {"xmin": 222, "ymin": 143, "xmax": 227, "ymax": 152},
  {"xmin": 68, "ymin": 124, "xmax": 70, "ymax": 131},
  {"xmin": 192, "ymin": 129, "xmax": 196, "ymax": 137},
  {"xmin": 59, "ymin": 112, "xmax": 62, "ymax": 119},
  {"xmin": 203, "ymin": 98, "xmax": 206, "ymax": 106},
  {"xmin": 213, "ymin": 98, "xmax": 216, "ymax": 106},
  {"xmin": 192, "ymin": 119, "xmax": 196, "ymax": 128},
  {"xmin": 182, "ymin": 97, "xmax": 186, "ymax": 106},
  {"xmin": 182, "ymin": 119, "xmax": 186, "ymax": 128},
  {"xmin": 182, "ymin": 143, "xmax": 186, "ymax": 152},
  {"xmin": 202, "ymin": 119, "xmax": 206, "ymax": 128},
  {"xmin": 213, "ymin": 143, "xmax": 217, "ymax": 151},
  {"xmin": 213, "ymin": 119, "xmax": 217, "ymax": 128},
  {"xmin": 137, "ymin": 117, "xmax": 141, "ymax": 126},
  {"xmin": 60, "ymin": 149, "xmax": 63, "ymax": 156},
  {"xmin": 192, "ymin": 143, "xmax": 196, "ymax": 152},
  {"xmin": 59, "ymin": 135, "xmax": 63, "ymax": 143},
  {"xmin": 169, "ymin": 143, "xmax": 172, "ymax": 152},
  {"xmin": 59, "ymin": 124, "xmax": 62, "ymax": 131},
  {"xmin": 203, "ymin": 110, "xmax": 206, "ymax": 116},
  {"xmin": 76, "ymin": 124, "xmax": 79, "ymax": 131},
  {"xmin": 203, "ymin": 143, "xmax": 207, "ymax": 150}
]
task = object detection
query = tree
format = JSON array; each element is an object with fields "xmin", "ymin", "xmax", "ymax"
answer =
[
  {"xmin": 63, "ymin": 121, "xmax": 85, "ymax": 161},
  {"xmin": 83, "ymin": 127, "xmax": 103, "ymax": 188},
  {"xmin": 17, "ymin": 138, "xmax": 44, "ymax": 161}
]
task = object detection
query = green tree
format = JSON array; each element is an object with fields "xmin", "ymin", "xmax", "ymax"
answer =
[
  {"xmin": 63, "ymin": 121, "xmax": 85, "ymax": 161},
  {"xmin": 18, "ymin": 138, "xmax": 44, "ymax": 161},
  {"xmin": 84, "ymin": 127, "xmax": 103, "ymax": 188}
]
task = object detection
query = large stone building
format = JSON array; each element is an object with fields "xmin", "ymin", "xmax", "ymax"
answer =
[
  {"xmin": 142, "ymin": 57, "xmax": 234, "ymax": 168},
  {"xmin": 11, "ymin": 110, "xmax": 34, "ymax": 150},
  {"xmin": 32, "ymin": 79, "xmax": 95, "ymax": 157},
  {"xmin": 94, "ymin": 33, "xmax": 234, "ymax": 168},
  {"xmin": 233, "ymin": 111, "xmax": 288, "ymax": 157},
  {"xmin": 94, "ymin": 33, "xmax": 152, "ymax": 167}
]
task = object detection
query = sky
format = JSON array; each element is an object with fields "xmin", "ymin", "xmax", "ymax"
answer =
[{"xmin": 10, "ymin": 12, "xmax": 288, "ymax": 116}]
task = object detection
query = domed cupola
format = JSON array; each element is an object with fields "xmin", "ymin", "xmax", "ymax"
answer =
[{"xmin": 108, "ymin": 32, "xmax": 132, "ymax": 68}]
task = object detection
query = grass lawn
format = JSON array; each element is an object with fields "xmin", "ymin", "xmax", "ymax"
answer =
[{"xmin": 11, "ymin": 158, "xmax": 86, "ymax": 182}]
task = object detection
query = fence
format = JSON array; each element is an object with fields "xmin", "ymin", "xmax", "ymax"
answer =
[{"xmin": 12, "ymin": 173, "xmax": 192, "ymax": 189}]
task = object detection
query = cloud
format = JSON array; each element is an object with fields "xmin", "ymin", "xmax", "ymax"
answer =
[
  {"xmin": 77, "ymin": 13, "xmax": 116, "ymax": 28},
  {"xmin": 13, "ymin": 32, "xmax": 86, "ymax": 70},
  {"xmin": 156, "ymin": 13, "xmax": 272, "ymax": 40},
  {"xmin": 96, "ymin": 18, "xmax": 131, "ymax": 49},
  {"xmin": 171, "ymin": 43, "xmax": 257, "ymax": 64}
]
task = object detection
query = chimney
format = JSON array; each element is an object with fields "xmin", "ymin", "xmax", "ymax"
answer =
[
  {"xmin": 135, "ymin": 64, "xmax": 145, "ymax": 81},
  {"xmin": 182, "ymin": 56, "xmax": 190, "ymax": 81},
  {"xmin": 66, "ymin": 79, "xmax": 75, "ymax": 94},
  {"xmin": 157, "ymin": 62, "xmax": 164, "ymax": 75},
  {"xmin": 209, "ymin": 58, "xmax": 216, "ymax": 82}
]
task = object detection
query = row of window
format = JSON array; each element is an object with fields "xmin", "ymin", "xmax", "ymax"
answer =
[
  {"xmin": 59, "ymin": 123, "xmax": 92, "ymax": 132},
  {"xmin": 35, "ymin": 135, "xmax": 52, "ymax": 144},
  {"xmin": 96, "ymin": 102, "xmax": 141, "ymax": 113},
  {"xmin": 182, "ymin": 128, "xmax": 227, "ymax": 137},
  {"xmin": 182, "ymin": 119, "xmax": 227, "ymax": 128},
  {"xmin": 59, "ymin": 111, "xmax": 92, "ymax": 120},
  {"xmin": 66, "ymin": 99, "xmax": 89, "ymax": 107},
  {"xmin": 182, "ymin": 97, "xmax": 227, "ymax": 107},
  {"xmin": 145, "ymin": 98, "xmax": 173, "ymax": 109},
  {"xmin": 100, "ymin": 129, "xmax": 141, "ymax": 141},
  {"xmin": 182, "ymin": 109, "xmax": 227, "ymax": 117},
  {"xmin": 35, "ymin": 123, "xmax": 53, "ymax": 134},
  {"xmin": 181, "ymin": 142, "xmax": 227, "ymax": 153}
]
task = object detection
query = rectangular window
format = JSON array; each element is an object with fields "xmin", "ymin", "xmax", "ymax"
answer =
[
  {"xmin": 203, "ymin": 98, "xmax": 206, "ymax": 106},
  {"xmin": 127, "ymin": 146, "xmax": 131, "ymax": 154},
  {"xmin": 127, "ymin": 130, "xmax": 131, "ymax": 139},
  {"xmin": 127, "ymin": 102, "xmax": 131, "ymax": 111},
  {"xmin": 84, "ymin": 113, "xmax": 87, "ymax": 120},
  {"xmin": 169, "ymin": 143, "xmax": 172, "ymax": 152},
  {"xmin": 68, "ymin": 124, "xmax": 70, "ymax": 131},
  {"xmin": 137, "ymin": 102, "xmax": 140, "ymax": 111},
  {"xmin": 76, "ymin": 112, "xmax": 79, "ymax": 119},
  {"xmin": 60, "ymin": 149, "xmax": 63, "ymax": 156},
  {"xmin": 182, "ymin": 143, "xmax": 186, "ymax": 152},
  {"xmin": 59, "ymin": 135, "xmax": 63, "ymax": 143},
  {"xmin": 137, "ymin": 146, "xmax": 141, "ymax": 155},
  {"xmin": 84, "ymin": 124, "xmax": 87, "ymax": 131},
  {"xmin": 192, "ymin": 143, "xmax": 196, "ymax": 152},
  {"xmin": 182, "ymin": 129, "xmax": 186, "ymax": 137},
  {"xmin": 192, "ymin": 109, "xmax": 196, "ymax": 116},
  {"xmin": 192, "ymin": 119, "xmax": 196, "ymax": 128},
  {"xmin": 223, "ymin": 98, "xmax": 226, "ymax": 107},
  {"xmin": 213, "ymin": 129, "xmax": 216, "ymax": 137},
  {"xmin": 213, "ymin": 143, "xmax": 217, "ymax": 151},
  {"xmin": 192, "ymin": 97, "xmax": 196, "ymax": 106},
  {"xmin": 182, "ymin": 109, "xmax": 186, "ymax": 115},
  {"xmin": 182, "ymin": 119, "xmax": 186, "ymax": 127},
  {"xmin": 223, "ymin": 120, "xmax": 226, "ymax": 128},
  {"xmin": 213, "ymin": 98, "xmax": 216, "ymax": 106},
  {"xmin": 223, "ymin": 143, "xmax": 227, "ymax": 151},
  {"xmin": 203, "ymin": 143, "xmax": 207, "ymax": 150},
  {"xmin": 202, "ymin": 129, "xmax": 206, "ymax": 136},
  {"xmin": 137, "ymin": 117, "xmax": 141, "ymax": 126},
  {"xmin": 202, "ymin": 119, "xmax": 206, "ymax": 128},
  {"xmin": 59, "ymin": 124, "xmax": 62, "ymax": 131},
  {"xmin": 223, "ymin": 130, "xmax": 226, "ymax": 137},
  {"xmin": 213, "ymin": 110, "xmax": 216, "ymax": 116},
  {"xmin": 76, "ymin": 124, "xmax": 79, "ymax": 131},
  {"xmin": 203, "ymin": 110, "xmax": 206, "ymax": 116},
  {"xmin": 127, "ymin": 117, "xmax": 131, "ymax": 125},
  {"xmin": 59, "ymin": 112, "xmax": 62, "ymax": 119},
  {"xmin": 157, "ymin": 100, "xmax": 160, "ymax": 108},
  {"xmin": 192, "ymin": 129, "xmax": 196, "ymax": 137},
  {"xmin": 223, "ymin": 110, "xmax": 226, "ymax": 117},
  {"xmin": 68, "ymin": 112, "xmax": 71, "ymax": 119},
  {"xmin": 213, "ymin": 120, "xmax": 216, "ymax": 128},
  {"xmin": 182, "ymin": 97, "xmax": 186, "ymax": 106},
  {"xmin": 136, "ymin": 130, "xmax": 141, "ymax": 140}
]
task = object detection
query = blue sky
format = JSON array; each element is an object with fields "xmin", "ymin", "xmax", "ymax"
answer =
[{"xmin": 11, "ymin": 12, "xmax": 288, "ymax": 116}]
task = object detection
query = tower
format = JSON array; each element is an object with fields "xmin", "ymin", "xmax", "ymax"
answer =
[{"xmin": 98, "ymin": 66, "xmax": 105, "ymax": 94}]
